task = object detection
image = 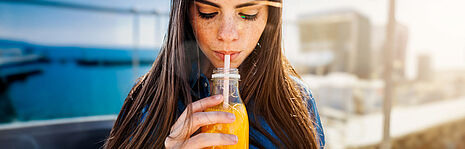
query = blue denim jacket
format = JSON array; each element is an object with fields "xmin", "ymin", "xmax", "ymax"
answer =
[{"xmin": 140, "ymin": 66, "xmax": 325, "ymax": 148}]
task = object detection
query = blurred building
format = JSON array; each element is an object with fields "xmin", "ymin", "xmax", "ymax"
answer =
[
  {"xmin": 392, "ymin": 24, "xmax": 409, "ymax": 81},
  {"xmin": 417, "ymin": 54, "xmax": 433, "ymax": 81},
  {"xmin": 302, "ymin": 73, "xmax": 384, "ymax": 115},
  {"xmin": 297, "ymin": 9, "xmax": 373, "ymax": 79},
  {"xmin": 372, "ymin": 24, "xmax": 409, "ymax": 81},
  {"xmin": 432, "ymin": 69, "xmax": 465, "ymax": 99}
]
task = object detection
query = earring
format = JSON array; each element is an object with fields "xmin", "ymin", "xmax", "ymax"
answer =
[{"xmin": 257, "ymin": 42, "xmax": 262, "ymax": 49}]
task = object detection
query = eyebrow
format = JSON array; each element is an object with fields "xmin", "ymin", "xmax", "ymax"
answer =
[
  {"xmin": 195, "ymin": 0, "xmax": 221, "ymax": 8},
  {"xmin": 235, "ymin": 2, "xmax": 258, "ymax": 9},
  {"xmin": 195, "ymin": 0, "xmax": 273, "ymax": 9}
]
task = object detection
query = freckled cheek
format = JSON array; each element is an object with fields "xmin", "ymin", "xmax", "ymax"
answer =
[
  {"xmin": 194, "ymin": 22, "xmax": 217, "ymax": 50},
  {"xmin": 242, "ymin": 24, "xmax": 264, "ymax": 49}
]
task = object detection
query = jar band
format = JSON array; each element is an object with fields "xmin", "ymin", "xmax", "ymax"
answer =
[{"xmin": 212, "ymin": 73, "xmax": 241, "ymax": 79}]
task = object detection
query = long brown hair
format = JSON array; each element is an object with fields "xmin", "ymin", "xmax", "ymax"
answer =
[{"xmin": 104, "ymin": 0, "xmax": 318, "ymax": 148}]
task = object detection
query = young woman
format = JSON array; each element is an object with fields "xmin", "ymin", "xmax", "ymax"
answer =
[{"xmin": 104, "ymin": 0, "xmax": 325, "ymax": 148}]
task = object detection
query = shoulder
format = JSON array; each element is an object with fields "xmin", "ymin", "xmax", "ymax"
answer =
[
  {"xmin": 288, "ymin": 75, "xmax": 326, "ymax": 148},
  {"xmin": 289, "ymin": 75, "xmax": 314, "ymax": 102},
  {"xmin": 288, "ymin": 75, "xmax": 317, "ymax": 117},
  {"xmin": 289, "ymin": 75, "xmax": 311, "ymax": 94}
]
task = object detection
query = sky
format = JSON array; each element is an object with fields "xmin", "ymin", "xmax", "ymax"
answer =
[
  {"xmin": 0, "ymin": 0, "xmax": 170, "ymax": 48},
  {"xmin": 1, "ymin": 0, "xmax": 464, "ymax": 76}
]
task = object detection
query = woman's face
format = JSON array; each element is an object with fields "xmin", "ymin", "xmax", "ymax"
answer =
[{"xmin": 190, "ymin": 0, "xmax": 269, "ymax": 68}]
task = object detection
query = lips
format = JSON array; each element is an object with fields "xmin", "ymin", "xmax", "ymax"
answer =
[{"xmin": 214, "ymin": 51, "xmax": 241, "ymax": 61}]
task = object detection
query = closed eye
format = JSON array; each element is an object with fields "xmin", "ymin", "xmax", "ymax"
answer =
[
  {"xmin": 239, "ymin": 12, "xmax": 258, "ymax": 21},
  {"xmin": 198, "ymin": 9, "xmax": 218, "ymax": 19}
]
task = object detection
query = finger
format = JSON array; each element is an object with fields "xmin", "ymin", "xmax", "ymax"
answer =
[
  {"xmin": 178, "ymin": 95, "xmax": 223, "ymax": 121},
  {"xmin": 188, "ymin": 111, "xmax": 235, "ymax": 135},
  {"xmin": 190, "ymin": 95, "xmax": 223, "ymax": 113},
  {"xmin": 169, "ymin": 95, "xmax": 224, "ymax": 138},
  {"xmin": 184, "ymin": 133, "xmax": 238, "ymax": 149}
]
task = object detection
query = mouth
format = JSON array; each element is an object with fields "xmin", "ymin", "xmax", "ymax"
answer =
[{"xmin": 214, "ymin": 51, "xmax": 241, "ymax": 61}]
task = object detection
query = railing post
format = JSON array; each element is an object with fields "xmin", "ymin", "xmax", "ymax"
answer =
[{"xmin": 382, "ymin": 0, "xmax": 396, "ymax": 148}]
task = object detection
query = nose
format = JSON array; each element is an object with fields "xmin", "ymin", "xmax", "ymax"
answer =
[{"xmin": 217, "ymin": 15, "xmax": 239, "ymax": 42}]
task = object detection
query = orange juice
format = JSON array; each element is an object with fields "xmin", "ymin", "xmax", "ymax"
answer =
[
  {"xmin": 202, "ymin": 103, "xmax": 249, "ymax": 149},
  {"xmin": 203, "ymin": 68, "xmax": 249, "ymax": 149}
]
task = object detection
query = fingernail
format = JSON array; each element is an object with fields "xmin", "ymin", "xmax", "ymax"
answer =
[
  {"xmin": 215, "ymin": 95, "xmax": 222, "ymax": 100},
  {"xmin": 228, "ymin": 113, "xmax": 236, "ymax": 120},
  {"xmin": 231, "ymin": 135, "xmax": 238, "ymax": 142}
]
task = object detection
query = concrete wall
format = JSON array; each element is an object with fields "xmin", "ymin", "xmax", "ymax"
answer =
[{"xmin": 349, "ymin": 118, "xmax": 465, "ymax": 149}]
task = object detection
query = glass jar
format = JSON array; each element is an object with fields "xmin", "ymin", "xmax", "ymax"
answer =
[{"xmin": 201, "ymin": 68, "xmax": 249, "ymax": 149}]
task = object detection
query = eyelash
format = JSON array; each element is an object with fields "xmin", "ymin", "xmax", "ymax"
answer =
[
  {"xmin": 197, "ymin": 10, "xmax": 258, "ymax": 21},
  {"xmin": 239, "ymin": 13, "xmax": 258, "ymax": 21},
  {"xmin": 198, "ymin": 11, "xmax": 218, "ymax": 19}
]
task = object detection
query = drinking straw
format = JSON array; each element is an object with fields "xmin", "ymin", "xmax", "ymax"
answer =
[{"xmin": 223, "ymin": 54, "xmax": 230, "ymax": 108}]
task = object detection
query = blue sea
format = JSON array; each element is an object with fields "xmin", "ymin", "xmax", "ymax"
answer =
[{"xmin": 0, "ymin": 39, "xmax": 158, "ymax": 122}]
